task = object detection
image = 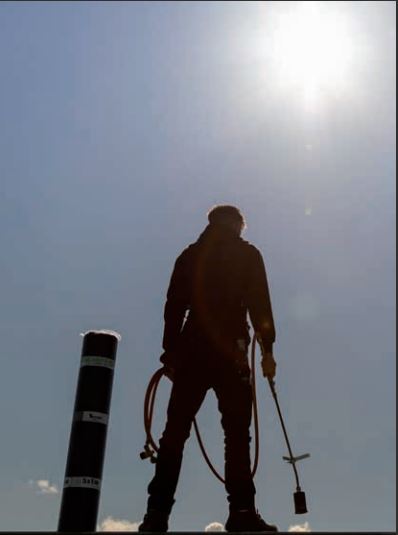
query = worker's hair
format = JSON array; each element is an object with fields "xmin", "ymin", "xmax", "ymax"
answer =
[{"xmin": 207, "ymin": 205, "xmax": 246, "ymax": 232}]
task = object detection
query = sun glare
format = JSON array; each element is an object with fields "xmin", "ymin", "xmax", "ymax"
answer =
[{"xmin": 269, "ymin": 1, "xmax": 355, "ymax": 108}]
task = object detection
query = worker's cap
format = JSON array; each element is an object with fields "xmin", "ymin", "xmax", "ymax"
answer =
[{"xmin": 207, "ymin": 205, "xmax": 246, "ymax": 231}]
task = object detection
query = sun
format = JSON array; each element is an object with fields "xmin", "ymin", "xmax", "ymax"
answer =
[{"xmin": 268, "ymin": 1, "xmax": 355, "ymax": 107}]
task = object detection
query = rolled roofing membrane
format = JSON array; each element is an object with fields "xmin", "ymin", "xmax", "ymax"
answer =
[{"xmin": 80, "ymin": 329, "xmax": 122, "ymax": 341}]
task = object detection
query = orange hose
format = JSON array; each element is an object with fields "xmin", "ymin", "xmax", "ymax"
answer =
[{"xmin": 143, "ymin": 338, "xmax": 261, "ymax": 483}]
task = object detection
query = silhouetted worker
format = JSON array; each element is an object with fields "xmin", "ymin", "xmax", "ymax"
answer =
[{"xmin": 139, "ymin": 205, "xmax": 278, "ymax": 532}]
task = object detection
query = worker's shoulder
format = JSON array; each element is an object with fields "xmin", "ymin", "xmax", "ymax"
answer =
[
  {"xmin": 238, "ymin": 238, "xmax": 263, "ymax": 259},
  {"xmin": 175, "ymin": 242, "xmax": 198, "ymax": 263},
  {"xmin": 175, "ymin": 238, "xmax": 263, "ymax": 262}
]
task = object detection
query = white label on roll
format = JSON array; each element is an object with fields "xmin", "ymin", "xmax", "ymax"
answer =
[
  {"xmin": 81, "ymin": 356, "xmax": 115, "ymax": 369},
  {"xmin": 64, "ymin": 477, "xmax": 101, "ymax": 490},
  {"xmin": 74, "ymin": 411, "xmax": 109, "ymax": 425}
]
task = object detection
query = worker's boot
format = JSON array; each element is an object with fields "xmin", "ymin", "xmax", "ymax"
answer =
[
  {"xmin": 138, "ymin": 509, "xmax": 169, "ymax": 532},
  {"xmin": 225, "ymin": 508, "xmax": 278, "ymax": 532}
]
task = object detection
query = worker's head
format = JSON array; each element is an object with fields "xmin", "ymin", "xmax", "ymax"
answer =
[{"xmin": 207, "ymin": 205, "xmax": 246, "ymax": 235}]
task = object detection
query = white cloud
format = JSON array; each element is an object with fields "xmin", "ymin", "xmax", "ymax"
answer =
[
  {"xmin": 288, "ymin": 521, "xmax": 311, "ymax": 532},
  {"xmin": 29, "ymin": 479, "xmax": 59, "ymax": 495},
  {"xmin": 99, "ymin": 516, "xmax": 139, "ymax": 532},
  {"xmin": 205, "ymin": 522, "xmax": 224, "ymax": 531}
]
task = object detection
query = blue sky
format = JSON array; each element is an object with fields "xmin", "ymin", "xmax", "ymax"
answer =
[{"xmin": 0, "ymin": 1, "xmax": 395, "ymax": 532}]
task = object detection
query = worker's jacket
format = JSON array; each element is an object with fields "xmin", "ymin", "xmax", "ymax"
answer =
[{"xmin": 162, "ymin": 224, "xmax": 275, "ymax": 364}]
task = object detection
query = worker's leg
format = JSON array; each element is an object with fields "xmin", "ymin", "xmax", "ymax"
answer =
[
  {"xmin": 146, "ymin": 366, "xmax": 209, "ymax": 513},
  {"xmin": 214, "ymin": 359, "xmax": 256, "ymax": 511}
]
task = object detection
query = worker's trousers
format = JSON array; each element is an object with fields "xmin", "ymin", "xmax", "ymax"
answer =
[{"xmin": 146, "ymin": 343, "xmax": 256, "ymax": 513}]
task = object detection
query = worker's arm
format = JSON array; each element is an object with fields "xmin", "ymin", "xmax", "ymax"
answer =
[
  {"xmin": 247, "ymin": 247, "xmax": 277, "ymax": 379},
  {"xmin": 161, "ymin": 251, "xmax": 190, "ymax": 367}
]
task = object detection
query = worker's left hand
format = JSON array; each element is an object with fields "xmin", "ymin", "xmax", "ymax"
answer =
[
  {"xmin": 163, "ymin": 365, "xmax": 175, "ymax": 382},
  {"xmin": 160, "ymin": 350, "xmax": 178, "ymax": 382},
  {"xmin": 261, "ymin": 352, "xmax": 277, "ymax": 379}
]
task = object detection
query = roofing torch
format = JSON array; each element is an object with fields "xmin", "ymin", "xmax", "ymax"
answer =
[
  {"xmin": 267, "ymin": 377, "xmax": 309, "ymax": 514},
  {"xmin": 257, "ymin": 335, "xmax": 310, "ymax": 514}
]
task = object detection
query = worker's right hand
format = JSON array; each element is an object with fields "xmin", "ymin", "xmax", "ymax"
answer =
[{"xmin": 261, "ymin": 352, "xmax": 277, "ymax": 380}]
